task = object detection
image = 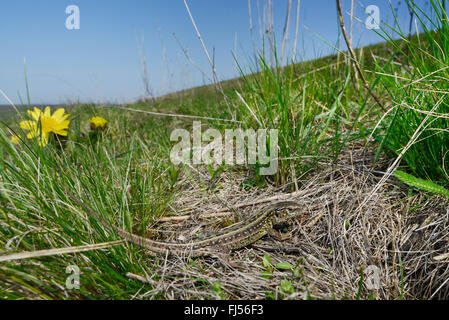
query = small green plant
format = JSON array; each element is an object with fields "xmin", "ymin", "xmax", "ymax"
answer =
[
  {"xmin": 279, "ymin": 279, "xmax": 295, "ymax": 295},
  {"xmin": 211, "ymin": 281, "xmax": 227, "ymax": 299},
  {"xmin": 275, "ymin": 262, "xmax": 294, "ymax": 270},
  {"xmin": 207, "ymin": 163, "xmax": 226, "ymax": 190},
  {"xmin": 259, "ymin": 254, "xmax": 274, "ymax": 279}
]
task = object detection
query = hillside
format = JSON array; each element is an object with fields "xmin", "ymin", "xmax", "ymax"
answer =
[{"xmin": 1, "ymin": 13, "xmax": 449, "ymax": 300}]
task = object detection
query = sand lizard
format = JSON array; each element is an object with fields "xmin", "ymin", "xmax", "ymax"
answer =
[{"xmin": 67, "ymin": 191, "xmax": 300, "ymax": 257}]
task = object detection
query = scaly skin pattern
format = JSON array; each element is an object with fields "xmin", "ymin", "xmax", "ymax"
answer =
[{"xmin": 67, "ymin": 191, "xmax": 297, "ymax": 257}]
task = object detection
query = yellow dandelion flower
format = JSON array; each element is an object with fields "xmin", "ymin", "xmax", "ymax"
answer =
[
  {"xmin": 10, "ymin": 135, "xmax": 20, "ymax": 145},
  {"xmin": 89, "ymin": 116, "xmax": 107, "ymax": 131},
  {"xmin": 19, "ymin": 106, "xmax": 70, "ymax": 146}
]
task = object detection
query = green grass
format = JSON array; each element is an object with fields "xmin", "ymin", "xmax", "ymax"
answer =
[
  {"xmin": 373, "ymin": 0, "xmax": 449, "ymax": 184},
  {"xmin": 235, "ymin": 53, "xmax": 346, "ymax": 185},
  {"xmin": 0, "ymin": 106, "xmax": 180, "ymax": 299},
  {"xmin": 0, "ymin": 44, "xmax": 398, "ymax": 299},
  {"xmin": 1, "ymin": 0, "xmax": 449, "ymax": 299}
]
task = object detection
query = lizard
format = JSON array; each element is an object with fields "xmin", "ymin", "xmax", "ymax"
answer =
[{"xmin": 66, "ymin": 191, "xmax": 300, "ymax": 257}]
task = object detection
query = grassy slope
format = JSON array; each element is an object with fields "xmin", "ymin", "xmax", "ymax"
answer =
[{"xmin": 0, "ymin": 32, "xmax": 443, "ymax": 300}]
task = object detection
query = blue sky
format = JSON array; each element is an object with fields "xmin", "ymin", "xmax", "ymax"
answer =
[{"xmin": 0, "ymin": 0, "xmax": 432, "ymax": 105}]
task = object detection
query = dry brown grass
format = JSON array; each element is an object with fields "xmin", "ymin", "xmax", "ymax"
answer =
[{"xmin": 125, "ymin": 147, "xmax": 449, "ymax": 300}]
